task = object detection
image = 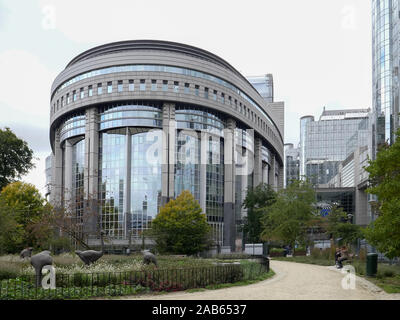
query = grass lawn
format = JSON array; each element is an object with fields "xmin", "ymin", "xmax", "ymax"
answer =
[{"xmin": 272, "ymin": 255, "xmax": 400, "ymax": 294}]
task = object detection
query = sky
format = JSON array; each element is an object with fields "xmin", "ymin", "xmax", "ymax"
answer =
[{"xmin": 0, "ymin": 0, "xmax": 372, "ymax": 196}]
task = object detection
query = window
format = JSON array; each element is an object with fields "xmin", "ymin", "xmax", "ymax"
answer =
[
  {"xmin": 195, "ymin": 85, "xmax": 199, "ymax": 96},
  {"xmin": 107, "ymin": 82, "xmax": 112, "ymax": 93},
  {"xmin": 57, "ymin": 100, "xmax": 59, "ymax": 110},
  {"xmin": 67, "ymin": 93, "xmax": 70, "ymax": 104},
  {"xmin": 80, "ymin": 88, "xmax": 84, "ymax": 99},
  {"xmin": 184, "ymin": 83, "xmax": 190, "ymax": 94},
  {"xmin": 118, "ymin": 80, "xmax": 123, "ymax": 92},
  {"xmin": 73, "ymin": 90, "xmax": 77, "ymax": 101},
  {"xmin": 140, "ymin": 79, "xmax": 146, "ymax": 91},
  {"xmin": 162, "ymin": 80, "xmax": 168, "ymax": 91},
  {"xmin": 129, "ymin": 80, "xmax": 134, "ymax": 91},
  {"xmin": 204, "ymin": 87, "xmax": 209, "ymax": 99},
  {"xmin": 221, "ymin": 93, "xmax": 225, "ymax": 104},
  {"xmin": 174, "ymin": 81, "xmax": 179, "ymax": 93},
  {"xmin": 61, "ymin": 96, "xmax": 64, "ymax": 107},
  {"xmin": 88, "ymin": 85, "xmax": 93, "ymax": 97},
  {"xmin": 228, "ymin": 96, "xmax": 232, "ymax": 105},
  {"xmin": 213, "ymin": 90, "xmax": 217, "ymax": 101},
  {"xmin": 97, "ymin": 83, "xmax": 102, "ymax": 95},
  {"xmin": 151, "ymin": 79, "xmax": 157, "ymax": 91}
]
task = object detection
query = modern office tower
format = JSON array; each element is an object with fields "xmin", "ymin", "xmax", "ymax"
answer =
[
  {"xmin": 284, "ymin": 143, "xmax": 300, "ymax": 187},
  {"xmin": 299, "ymin": 108, "xmax": 370, "ymax": 186},
  {"xmin": 49, "ymin": 40, "xmax": 285, "ymax": 251},
  {"xmin": 45, "ymin": 154, "xmax": 53, "ymax": 200},
  {"xmin": 247, "ymin": 74, "xmax": 274, "ymax": 103},
  {"xmin": 372, "ymin": 0, "xmax": 400, "ymax": 152}
]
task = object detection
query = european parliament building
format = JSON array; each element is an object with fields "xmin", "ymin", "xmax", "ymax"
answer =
[{"xmin": 48, "ymin": 40, "xmax": 284, "ymax": 251}]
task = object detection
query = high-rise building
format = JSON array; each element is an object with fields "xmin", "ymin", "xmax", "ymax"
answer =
[
  {"xmin": 284, "ymin": 143, "xmax": 300, "ymax": 187},
  {"xmin": 372, "ymin": 0, "xmax": 400, "ymax": 152},
  {"xmin": 247, "ymin": 74, "xmax": 274, "ymax": 103},
  {"xmin": 299, "ymin": 108, "xmax": 370, "ymax": 186}
]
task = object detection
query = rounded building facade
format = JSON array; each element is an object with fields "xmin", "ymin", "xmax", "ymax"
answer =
[{"xmin": 49, "ymin": 40, "xmax": 284, "ymax": 250}]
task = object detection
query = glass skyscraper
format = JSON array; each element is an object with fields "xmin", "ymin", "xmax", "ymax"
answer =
[
  {"xmin": 372, "ymin": 0, "xmax": 400, "ymax": 151},
  {"xmin": 299, "ymin": 108, "xmax": 370, "ymax": 186}
]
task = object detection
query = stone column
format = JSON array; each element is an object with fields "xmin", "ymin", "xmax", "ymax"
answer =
[
  {"xmin": 253, "ymin": 138, "xmax": 263, "ymax": 187},
  {"xmin": 84, "ymin": 107, "xmax": 99, "ymax": 233},
  {"xmin": 124, "ymin": 128, "xmax": 132, "ymax": 239},
  {"xmin": 262, "ymin": 162, "xmax": 269, "ymax": 184},
  {"xmin": 223, "ymin": 118, "xmax": 236, "ymax": 251},
  {"xmin": 51, "ymin": 129, "xmax": 63, "ymax": 207},
  {"xmin": 161, "ymin": 103, "xmax": 176, "ymax": 205},
  {"xmin": 269, "ymin": 154, "xmax": 277, "ymax": 190},
  {"xmin": 63, "ymin": 140, "xmax": 73, "ymax": 207},
  {"xmin": 278, "ymin": 164, "xmax": 284, "ymax": 190}
]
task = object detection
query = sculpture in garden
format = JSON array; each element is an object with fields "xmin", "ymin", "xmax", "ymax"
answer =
[
  {"xmin": 142, "ymin": 249, "xmax": 158, "ymax": 267},
  {"xmin": 20, "ymin": 247, "xmax": 33, "ymax": 259},
  {"xmin": 75, "ymin": 230, "xmax": 105, "ymax": 265},
  {"xmin": 30, "ymin": 250, "xmax": 53, "ymax": 287}
]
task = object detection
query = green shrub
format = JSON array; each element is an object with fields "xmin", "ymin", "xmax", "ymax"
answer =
[{"xmin": 270, "ymin": 248, "xmax": 285, "ymax": 253}]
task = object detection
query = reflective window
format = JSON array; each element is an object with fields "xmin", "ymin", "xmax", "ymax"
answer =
[
  {"xmin": 184, "ymin": 83, "xmax": 190, "ymax": 94},
  {"xmin": 80, "ymin": 88, "xmax": 84, "ymax": 99},
  {"xmin": 72, "ymin": 139, "xmax": 85, "ymax": 225},
  {"xmin": 162, "ymin": 80, "xmax": 168, "ymax": 91},
  {"xmin": 67, "ymin": 93, "xmax": 70, "ymax": 104},
  {"xmin": 99, "ymin": 130, "xmax": 126, "ymax": 239},
  {"xmin": 174, "ymin": 81, "xmax": 179, "ymax": 93},
  {"xmin": 73, "ymin": 90, "xmax": 77, "ymax": 102},
  {"xmin": 195, "ymin": 85, "xmax": 199, "ymax": 96},
  {"xmin": 88, "ymin": 85, "xmax": 93, "ymax": 97},
  {"xmin": 204, "ymin": 87, "xmax": 209, "ymax": 99},
  {"xmin": 118, "ymin": 80, "xmax": 123, "ymax": 92},
  {"xmin": 151, "ymin": 79, "xmax": 157, "ymax": 91},
  {"xmin": 130, "ymin": 131, "xmax": 162, "ymax": 238},
  {"xmin": 97, "ymin": 83, "xmax": 102, "ymax": 95},
  {"xmin": 107, "ymin": 81, "xmax": 112, "ymax": 94},
  {"xmin": 213, "ymin": 90, "xmax": 217, "ymax": 101},
  {"xmin": 61, "ymin": 96, "xmax": 64, "ymax": 107},
  {"xmin": 140, "ymin": 79, "xmax": 146, "ymax": 91},
  {"xmin": 60, "ymin": 113, "xmax": 86, "ymax": 142},
  {"xmin": 129, "ymin": 80, "xmax": 134, "ymax": 91}
]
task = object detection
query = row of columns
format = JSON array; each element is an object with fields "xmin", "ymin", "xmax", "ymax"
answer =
[{"xmin": 51, "ymin": 103, "xmax": 284, "ymax": 250}]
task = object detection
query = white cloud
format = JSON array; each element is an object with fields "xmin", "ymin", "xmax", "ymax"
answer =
[{"xmin": 0, "ymin": 50, "xmax": 56, "ymax": 126}]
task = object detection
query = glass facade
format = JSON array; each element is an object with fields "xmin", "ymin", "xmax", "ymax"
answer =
[
  {"xmin": 299, "ymin": 111, "xmax": 369, "ymax": 186},
  {"xmin": 60, "ymin": 114, "xmax": 85, "ymax": 143},
  {"xmin": 130, "ymin": 131, "xmax": 162, "ymax": 238},
  {"xmin": 175, "ymin": 130, "xmax": 201, "ymax": 202},
  {"xmin": 72, "ymin": 139, "xmax": 85, "ymax": 223},
  {"xmin": 247, "ymin": 74, "xmax": 274, "ymax": 103},
  {"xmin": 99, "ymin": 130, "xmax": 126, "ymax": 239},
  {"xmin": 100, "ymin": 103, "xmax": 162, "ymax": 131}
]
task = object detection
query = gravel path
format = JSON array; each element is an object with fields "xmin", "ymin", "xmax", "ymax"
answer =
[{"xmin": 120, "ymin": 260, "xmax": 400, "ymax": 300}]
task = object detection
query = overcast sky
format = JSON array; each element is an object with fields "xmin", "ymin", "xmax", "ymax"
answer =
[{"xmin": 0, "ymin": 0, "xmax": 372, "ymax": 195}]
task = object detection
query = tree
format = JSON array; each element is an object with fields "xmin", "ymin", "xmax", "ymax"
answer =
[
  {"xmin": 242, "ymin": 183, "xmax": 277, "ymax": 243},
  {"xmin": 0, "ymin": 182, "xmax": 51, "ymax": 252},
  {"xmin": 319, "ymin": 205, "xmax": 362, "ymax": 246},
  {"xmin": 364, "ymin": 129, "xmax": 400, "ymax": 259},
  {"xmin": 0, "ymin": 128, "xmax": 35, "ymax": 191},
  {"xmin": 150, "ymin": 190, "xmax": 212, "ymax": 255},
  {"xmin": 260, "ymin": 180, "xmax": 316, "ymax": 251}
]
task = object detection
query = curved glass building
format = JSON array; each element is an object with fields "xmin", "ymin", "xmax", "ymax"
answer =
[{"xmin": 49, "ymin": 40, "xmax": 284, "ymax": 250}]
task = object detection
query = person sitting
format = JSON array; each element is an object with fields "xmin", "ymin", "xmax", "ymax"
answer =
[
  {"xmin": 337, "ymin": 246, "xmax": 349, "ymax": 269},
  {"xmin": 334, "ymin": 247, "xmax": 341, "ymax": 267}
]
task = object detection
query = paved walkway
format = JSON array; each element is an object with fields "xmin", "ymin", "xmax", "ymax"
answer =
[{"xmin": 120, "ymin": 260, "xmax": 400, "ymax": 300}]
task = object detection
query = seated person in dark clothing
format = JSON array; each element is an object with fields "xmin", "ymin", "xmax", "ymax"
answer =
[{"xmin": 337, "ymin": 246, "xmax": 349, "ymax": 269}]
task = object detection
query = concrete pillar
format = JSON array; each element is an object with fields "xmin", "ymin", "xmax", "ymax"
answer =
[
  {"xmin": 84, "ymin": 107, "xmax": 99, "ymax": 233},
  {"xmin": 63, "ymin": 140, "xmax": 73, "ymax": 207},
  {"xmin": 161, "ymin": 103, "xmax": 176, "ymax": 205},
  {"xmin": 278, "ymin": 165, "xmax": 284, "ymax": 190},
  {"xmin": 124, "ymin": 128, "xmax": 132, "ymax": 238},
  {"xmin": 253, "ymin": 138, "xmax": 263, "ymax": 187},
  {"xmin": 199, "ymin": 131, "xmax": 207, "ymax": 213},
  {"xmin": 51, "ymin": 129, "xmax": 63, "ymax": 207},
  {"xmin": 262, "ymin": 162, "xmax": 269, "ymax": 184},
  {"xmin": 84, "ymin": 107, "xmax": 99, "ymax": 200},
  {"xmin": 269, "ymin": 154, "xmax": 276, "ymax": 190},
  {"xmin": 223, "ymin": 118, "xmax": 236, "ymax": 251}
]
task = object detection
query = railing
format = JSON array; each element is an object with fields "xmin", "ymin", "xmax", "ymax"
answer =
[{"xmin": 0, "ymin": 260, "xmax": 269, "ymax": 300}]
